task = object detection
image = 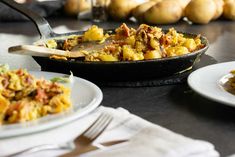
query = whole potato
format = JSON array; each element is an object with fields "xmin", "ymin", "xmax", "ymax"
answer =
[
  {"xmin": 144, "ymin": 0, "xmax": 183, "ymax": 24},
  {"xmin": 213, "ymin": 0, "xmax": 224, "ymax": 20},
  {"xmin": 177, "ymin": 0, "xmax": 191, "ymax": 8},
  {"xmin": 64, "ymin": 0, "xmax": 91, "ymax": 16},
  {"xmin": 185, "ymin": 0, "xmax": 216, "ymax": 24},
  {"xmin": 132, "ymin": 1, "xmax": 159, "ymax": 22},
  {"xmin": 176, "ymin": 0, "xmax": 191, "ymax": 17},
  {"xmin": 223, "ymin": 0, "xmax": 235, "ymax": 20},
  {"xmin": 94, "ymin": 0, "xmax": 109, "ymax": 6},
  {"xmin": 150, "ymin": 0, "xmax": 162, "ymax": 2},
  {"xmin": 107, "ymin": 0, "xmax": 148, "ymax": 20}
]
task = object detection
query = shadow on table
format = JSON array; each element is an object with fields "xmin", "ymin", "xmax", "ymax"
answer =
[
  {"xmin": 168, "ymin": 81, "xmax": 235, "ymax": 156},
  {"xmin": 170, "ymin": 85, "xmax": 235, "ymax": 122},
  {"xmin": 168, "ymin": 53, "xmax": 234, "ymax": 123}
]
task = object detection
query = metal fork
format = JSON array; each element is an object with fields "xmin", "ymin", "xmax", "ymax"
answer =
[{"xmin": 8, "ymin": 113, "xmax": 113, "ymax": 157}]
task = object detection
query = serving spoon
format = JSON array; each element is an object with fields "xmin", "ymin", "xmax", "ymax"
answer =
[
  {"xmin": 8, "ymin": 45, "xmax": 85, "ymax": 58},
  {"xmin": 8, "ymin": 37, "xmax": 116, "ymax": 58}
]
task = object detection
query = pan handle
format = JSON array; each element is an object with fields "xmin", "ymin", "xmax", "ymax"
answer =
[{"xmin": 1, "ymin": 0, "xmax": 57, "ymax": 39}]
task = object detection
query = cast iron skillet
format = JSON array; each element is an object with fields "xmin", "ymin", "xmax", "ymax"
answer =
[{"xmin": 2, "ymin": 0, "xmax": 209, "ymax": 82}]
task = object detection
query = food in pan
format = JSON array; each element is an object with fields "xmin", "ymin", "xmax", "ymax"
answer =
[
  {"xmin": 0, "ymin": 65, "xmax": 71, "ymax": 125},
  {"xmin": 45, "ymin": 23, "xmax": 205, "ymax": 62}
]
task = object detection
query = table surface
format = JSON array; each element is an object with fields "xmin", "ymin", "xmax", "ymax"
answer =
[{"xmin": 1, "ymin": 18, "xmax": 235, "ymax": 156}]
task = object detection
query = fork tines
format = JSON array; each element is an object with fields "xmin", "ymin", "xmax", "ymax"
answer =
[{"xmin": 83, "ymin": 113, "xmax": 113, "ymax": 140}]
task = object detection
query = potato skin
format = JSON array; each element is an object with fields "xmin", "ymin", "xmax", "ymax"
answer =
[
  {"xmin": 223, "ymin": 0, "xmax": 235, "ymax": 20},
  {"xmin": 132, "ymin": 1, "xmax": 158, "ymax": 22},
  {"xmin": 150, "ymin": 0, "xmax": 162, "ymax": 2},
  {"xmin": 144, "ymin": 0, "xmax": 183, "ymax": 24},
  {"xmin": 212, "ymin": 0, "xmax": 224, "ymax": 20},
  {"xmin": 64, "ymin": 0, "xmax": 90, "ymax": 16},
  {"xmin": 185, "ymin": 0, "xmax": 216, "ymax": 24},
  {"xmin": 176, "ymin": 0, "xmax": 191, "ymax": 17},
  {"xmin": 107, "ymin": 0, "xmax": 148, "ymax": 20},
  {"xmin": 176, "ymin": 0, "xmax": 191, "ymax": 8}
]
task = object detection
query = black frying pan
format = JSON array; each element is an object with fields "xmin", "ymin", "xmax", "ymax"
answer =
[{"xmin": 2, "ymin": 0, "xmax": 209, "ymax": 82}]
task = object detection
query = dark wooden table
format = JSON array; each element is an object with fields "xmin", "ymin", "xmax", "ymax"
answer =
[{"xmin": 1, "ymin": 19, "xmax": 235, "ymax": 156}]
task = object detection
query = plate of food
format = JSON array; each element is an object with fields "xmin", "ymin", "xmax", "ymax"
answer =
[
  {"xmin": 188, "ymin": 61, "xmax": 235, "ymax": 107},
  {"xmin": 4, "ymin": 0, "xmax": 209, "ymax": 82},
  {"xmin": 0, "ymin": 65, "xmax": 102, "ymax": 138}
]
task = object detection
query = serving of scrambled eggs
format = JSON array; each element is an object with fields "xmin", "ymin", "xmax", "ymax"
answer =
[{"xmin": 0, "ymin": 65, "xmax": 71, "ymax": 125}]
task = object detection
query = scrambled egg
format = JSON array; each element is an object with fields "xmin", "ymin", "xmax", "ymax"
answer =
[
  {"xmin": 0, "ymin": 67, "xmax": 71, "ymax": 125},
  {"xmin": 228, "ymin": 70, "xmax": 235, "ymax": 89}
]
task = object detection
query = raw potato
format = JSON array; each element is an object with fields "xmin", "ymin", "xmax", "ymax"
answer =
[
  {"xmin": 64, "ymin": 0, "xmax": 91, "ymax": 16},
  {"xmin": 176, "ymin": 0, "xmax": 191, "ymax": 17},
  {"xmin": 144, "ymin": 0, "xmax": 183, "ymax": 24},
  {"xmin": 223, "ymin": 0, "xmax": 235, "ymax": 20},
  {"xmin": 132, "ymin": 1, "xmax": 159, "ymax": 22},
  {"xmin": 95, "ymin": 0, "xmax": 110, "ymax": 6},
  {"xmin": 150, "ymin": 0, "xmax": 162, "ymax": 2},
  {"xmin": 107, "ymin": 0, "xmax": 148, "ymax": 20},
  {"xmin": 177, "ymin": 0, "xmax": 191, "ymax": 8},
  {"xmin": 185, "ymin": 0, "xmax": 216, "ymax": 24},
  {"xmin": 213, "ymin": 0, "xmax": 224, "ymax": 20}
]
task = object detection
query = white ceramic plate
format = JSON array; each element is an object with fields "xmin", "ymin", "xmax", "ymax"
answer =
[
  {"xmin": 0, "ymin": 71, "xmax": 103, "ymax": 138},
  {"xmin": 188, "ymin": 61, "xmax": 235, "ymax": 107}
]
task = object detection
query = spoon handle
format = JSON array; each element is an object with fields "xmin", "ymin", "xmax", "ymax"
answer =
[{"xmin": 9, "ymin": 45, "xmax": 68, "ymax": 57}]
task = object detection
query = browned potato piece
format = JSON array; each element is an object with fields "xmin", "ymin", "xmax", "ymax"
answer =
[
  {"xmin": 223, "ymin": 0, "xmax": 235, "ymax": 20},
  {"xmin": 122, "ymin": 45, "xmax": 144, "ymax": 61},
  {"xmin": 185, "ymin": 0, "xmax": 216, "ymax": 24},
  {"xmin": 183, "ymin": 39, "xmax": 197, "ymax": 52},
  {"xmin": 83, "ymin": 25, "xmax": 104, "ymax": 41},
  {"xmin": 144, "ymin": 0, "xmax": 183, "ymax": 24},
  {"xmin": 98, "ymin": 54, "xmax": 118, "ymax": 61},
  {"xmin": 144, "ymin": 50, "xmax": 162, "ymax": 59},
  {"xmin": 166, "ymin": 46, "xmax": 189, "ymax": 57}
]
